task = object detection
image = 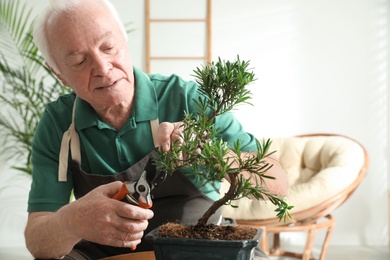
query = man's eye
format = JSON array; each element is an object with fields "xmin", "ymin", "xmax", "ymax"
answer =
[
  {"xmin": 105, "ymin": 46, "xmax": 116, "ymax": 53},
  {"xmin": 74, "ymin": 59, "xmax": 86, "ymax": 66}
]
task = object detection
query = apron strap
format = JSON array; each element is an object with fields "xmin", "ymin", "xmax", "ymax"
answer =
[
  {"xmin": 150, "ymin": 118, "xmax": 159, "ymax": 148},
  {"xmin": 58, "ymin": 97, "xmax": 81, "ymax": 182}
]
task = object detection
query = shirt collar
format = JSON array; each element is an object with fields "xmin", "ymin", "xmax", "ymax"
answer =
[
  {"xmin": 74, "ymin": 67, "xmax": 158, "ymax": 131},
  {"xmin": 132, "ymin": 67, "xmax": 158, "ymax": 122}
]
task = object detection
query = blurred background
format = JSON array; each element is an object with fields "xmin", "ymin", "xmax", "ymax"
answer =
[{"xmin": 0, "ymin": 0, "xmax": 388, "ymax": 258}]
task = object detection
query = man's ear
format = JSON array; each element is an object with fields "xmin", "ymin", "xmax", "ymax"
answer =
[{"xmin": 46, "ymin": 62, "xmax": 69, "ymax": 86}]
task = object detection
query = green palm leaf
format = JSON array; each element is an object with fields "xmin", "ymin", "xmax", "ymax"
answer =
[{"xmin": 0, "ymin": 0, "xmax": 69, "ymax": 174}]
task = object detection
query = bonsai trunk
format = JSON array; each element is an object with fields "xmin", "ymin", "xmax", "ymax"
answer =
[{"xmin": 196, "ymin": 173, "xmax": 237, "ymax": 226}]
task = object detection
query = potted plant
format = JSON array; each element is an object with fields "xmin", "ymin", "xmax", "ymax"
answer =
[
  {"xmin": 0, "ymin": 1, "xmax": 70, "ymax": 254},
  {"xmin": 146, "ymin": 56, "xmax": 293, "ymax": 260},
  {"xmin": 0, "ymin": 0, "xmax": 69, "ymax": 175}
]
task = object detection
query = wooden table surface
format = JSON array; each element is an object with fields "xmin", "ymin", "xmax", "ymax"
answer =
[{"xmin": 100, "ymin": 251, "xmax": 156, "ymax": 260}]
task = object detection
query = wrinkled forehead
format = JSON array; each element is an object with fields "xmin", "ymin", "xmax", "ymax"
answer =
[
  {"xmin": 46, "ymin": 1, "xmax": 118, "ymax": 44},
  {"xmin": 45, "ymin": 2, "xmax": 125, "ymax": 68},
  {"xmin": 47, "ymin": 0, "xmax": 108, "ymax": 29}
]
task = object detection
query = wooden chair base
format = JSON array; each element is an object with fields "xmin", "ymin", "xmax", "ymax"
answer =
[{"xmin": 238, "ymin": 214, "xmax": 335, "ymax": 260}]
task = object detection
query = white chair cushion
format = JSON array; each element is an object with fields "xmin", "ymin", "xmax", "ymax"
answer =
[{"xmin": 221, "ymin": 135, "xmax": 366, "ymax": 220}]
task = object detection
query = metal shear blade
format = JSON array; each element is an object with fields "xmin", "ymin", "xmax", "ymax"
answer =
[{"xmin": 111, "ymin": 158, "xmax": 167, "ymax": 209}]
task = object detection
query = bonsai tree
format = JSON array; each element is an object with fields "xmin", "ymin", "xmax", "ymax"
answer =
[{"xmin": 154, "ymin": 56, "xmax": 292, "ymax": 229}]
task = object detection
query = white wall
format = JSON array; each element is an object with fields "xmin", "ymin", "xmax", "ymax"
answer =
[
  {"xmin": 211, "ymin": 0, "xmax": 388, "ymax": 248},
  {"xmin": 5, "ymin": 0, "xmax": 388, "ymax": 250},
  {"xmin": 124, "ymin": 0, "xmax": 390, "ymax": 248}
]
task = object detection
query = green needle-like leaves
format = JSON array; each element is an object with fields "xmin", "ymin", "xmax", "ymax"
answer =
[
  {"xmin": 192, "ymin": 56, "xmax": 255, "ymax": 120},
  {"xmin": 0, "ymin": 0, "xmax": 69, "ymax": 174},
  {"xmin": 154, "ymin": 56, "xmax": 293, "ymax": 226}
]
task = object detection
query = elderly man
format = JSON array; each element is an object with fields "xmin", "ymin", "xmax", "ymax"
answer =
[{"xmin": 24, "ymin": 0, "xmax": 288, "ymax": 259}]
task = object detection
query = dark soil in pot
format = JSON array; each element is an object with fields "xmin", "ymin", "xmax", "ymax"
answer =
[{"xmin": 157, "ymin": 222, "xmax": 257, "ymax": 240}]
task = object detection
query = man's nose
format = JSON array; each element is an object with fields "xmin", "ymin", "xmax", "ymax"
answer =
[{"xmin": 92, "ymin": 54, "xmax": 112, "ymax": 76}]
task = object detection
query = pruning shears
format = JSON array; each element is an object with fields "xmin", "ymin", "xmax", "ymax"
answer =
[
  {"xmin": 110, "ymin": 158, "xmax": 166, "ymax": 250},
  {"xmin": 111, "ymin": 159, "xmax": 167, "ymax": 209}
]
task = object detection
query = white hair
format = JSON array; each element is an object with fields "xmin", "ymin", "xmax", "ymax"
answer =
[{"xmin": 32, "ymin": 0, "xmax": 128, "ymax": 73}]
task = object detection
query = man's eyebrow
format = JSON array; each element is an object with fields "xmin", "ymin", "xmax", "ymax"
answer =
[
  {"xmin": 98, "ymin": 31, "xmax": 113, "ymax": 44},
  {"xmin": 65, "ymin": 51, "xmax": 82, "ymax": 58},
  {"xmin": 64, "ymin": 31, "xmax": 113, "ymax": 57},
  {"xmin": 101, "ymin": 31, "xmax": 113, "ymax": 40}
]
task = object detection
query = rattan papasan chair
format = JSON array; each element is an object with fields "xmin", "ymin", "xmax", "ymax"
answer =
[{"xmin": 220, "ymin": 133, "xmax": 369, "ymax": 260}]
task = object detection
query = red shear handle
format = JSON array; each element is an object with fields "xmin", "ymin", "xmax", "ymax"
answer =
[
  {"xmin": 111, "ymin": 182, "xmax": 139, "ymax": 251},
  {"xmin": 111, "ymin": 182, "xmax": 129, "ymax": 201},
  {"xmin": 111, "ymin": 182, "xmax": 146, "ymax": 251},
  {"xmin": 139, "ymin": 201, "xmax": 153, "ymax": 209}
]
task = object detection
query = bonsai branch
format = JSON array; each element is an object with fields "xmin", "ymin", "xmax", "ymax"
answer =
[{"xmin": 154, "ymin": 56, "xmax": 293, "ymax": 227}]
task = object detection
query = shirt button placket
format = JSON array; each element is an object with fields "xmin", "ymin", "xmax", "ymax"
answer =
[
  {"xmin": 116, "ymin": 135, "xmax": 128, "ymax": 163},
  {"xmin": 116, "ymin": 136, "xmax": 123, "ymax": 163}
]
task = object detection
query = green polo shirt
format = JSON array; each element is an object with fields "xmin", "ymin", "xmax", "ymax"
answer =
[{"xmin": 28, "ymin": 67, "xmax": 257, "ymax": 212}]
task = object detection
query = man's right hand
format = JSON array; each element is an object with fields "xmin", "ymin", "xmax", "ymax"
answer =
[{"xmin": 25, "ymin": 181, "xmax": 154, "ymax": 259}]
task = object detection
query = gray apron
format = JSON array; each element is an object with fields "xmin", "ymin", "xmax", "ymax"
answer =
[{"xmin": 57, "ymin": 98, "xmax": 222, "ymax": 259}]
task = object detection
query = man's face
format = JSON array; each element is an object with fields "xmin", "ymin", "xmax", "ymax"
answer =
[{"xmin": 47, "ymin": 2, "xmax": 134, "ymax": 111}]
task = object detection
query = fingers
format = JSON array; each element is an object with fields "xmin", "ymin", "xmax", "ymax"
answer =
[
  {"xmin": 89, "ymin": 203, "xmax": 152, "ymax": 248},
  {"xmin": 114, "ymin": 215, "xmax": 150, "ymax": 233},
  {"xmin": 97, "ymin": 220, "xmax": 144, "ymax": 249},
  {"xmin": 158, "ymin": 122, "xmax": 183, "ymax": 152},
  {"xmin": 112, "ymin": 235, "xmax": 141, "ymax": 248},
  {"xmin": 99, "ymin": 180, "xmax": 126, "ymax": 198},
  {"xmin": 114, "ymin": 201, "xmax": 154, "ymax": 221},
  {"xmin": 67, "ymin": 184, "xmax": 154, "ymax": 249},
  {"xmin": 106, "ymin": 184, "xmax": 154, "ymax": 247},
  {"xmin": 104, "ymin": 205, "xmax": 152, "ymax": 248},
  {"xmin": 106, "ymin": 218, "xmax": 148, "ymax": 248}
]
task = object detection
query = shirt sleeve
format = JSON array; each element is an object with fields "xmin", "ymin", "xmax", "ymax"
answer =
[
  {"xmin": 178, "ymin": 77, "xmax": 258, "ymax": 152},
  {"xmin": 215, "ymin": 112, "xmax": 258, "ymax": 152}
]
